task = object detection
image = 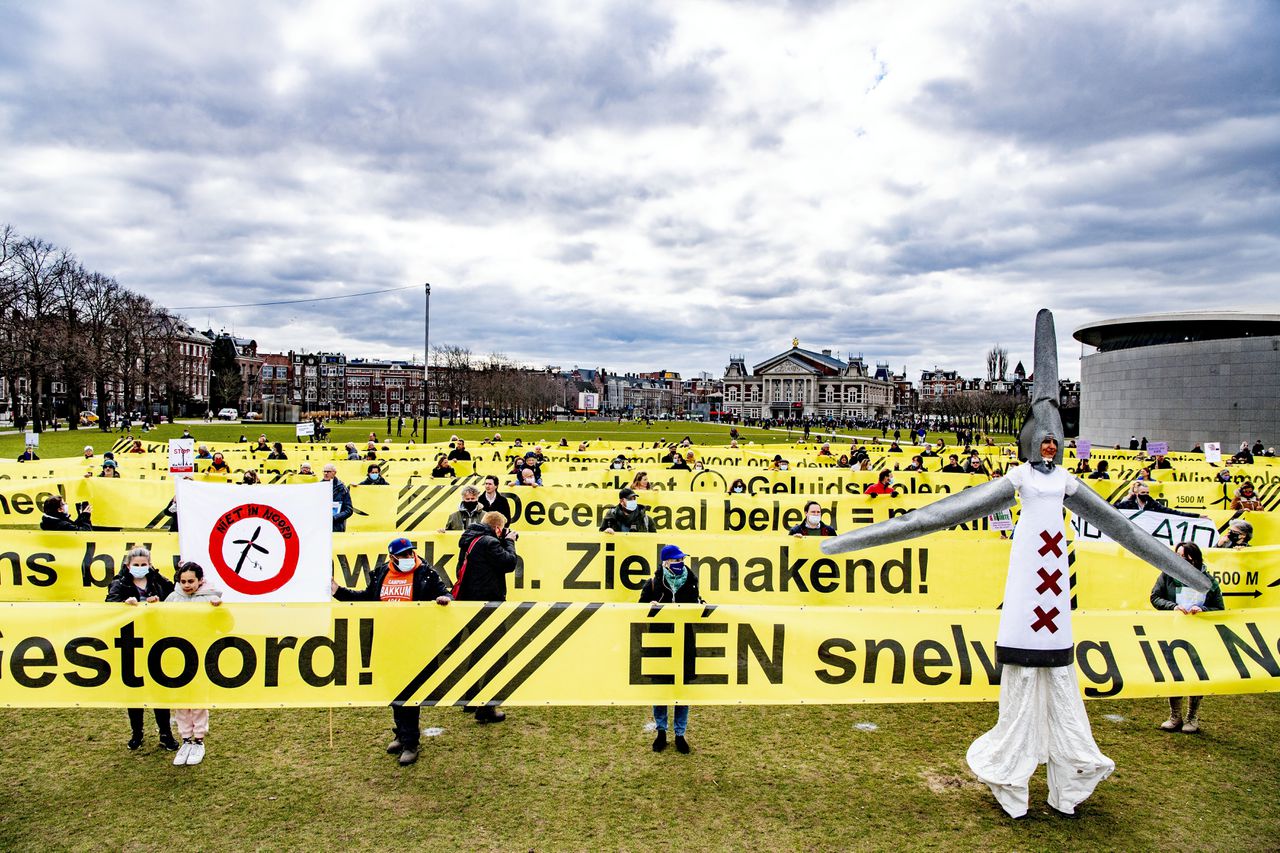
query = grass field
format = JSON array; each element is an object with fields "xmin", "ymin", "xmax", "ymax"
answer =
[
  {"xmin": 1, "ymin": 697, "xmax": 1277, "ymax": 852},
  {"xmin": 0, "ymin": 417, "xmax": 1010, "ymax": 460},
  {"xmin": 1, "ymin": 420, "xmax": 1274, "ymax": 851}
]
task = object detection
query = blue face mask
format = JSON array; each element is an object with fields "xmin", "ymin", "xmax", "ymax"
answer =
[
  {"xmin": 129, "ymin": 566, "xmax": 150, "ymax": 579},
  {"xmin": 666, "ymin": 561, "xmax": 685, "ymax": 575}
]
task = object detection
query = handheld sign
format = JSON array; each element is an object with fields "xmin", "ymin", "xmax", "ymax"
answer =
[
  {"xmin": 24, "ymin": 432, "xmax": 38, "ymax": 448},
  {"xmin": 1076, "ymin": 439, "xmax": 1091, "ymax": 460},
  {"xmin": 295, "ymin": 422, "xmax": 315, "ymax": 439},
  {"xmin": 1147, "ymin": 440, "xmax": 1169, "ymax": 456},
  {"xmin": 1204, "ymin": 442, "xmax": 1222, "ymax": 464},
  {"xmin": 176, "ymin": 479, "xmax": 332, "ymax": 602},
  {"xmin": 168, "ymin": 438, "xmax": 196, "ymax": 479}
]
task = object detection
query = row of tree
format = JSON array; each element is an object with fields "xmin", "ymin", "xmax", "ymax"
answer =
[
  {"xmin": 429, "ymin": 345, "xmax": 577, "ymax": 425},
  {"xmin": 0, "ymin": 224, "xmax": 247, "ymax": 432}
]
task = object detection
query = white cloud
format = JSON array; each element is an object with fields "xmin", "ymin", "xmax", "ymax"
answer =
[{"xmin": 0, "ymin": 0, "xmax": 1276, "ymax": 382}]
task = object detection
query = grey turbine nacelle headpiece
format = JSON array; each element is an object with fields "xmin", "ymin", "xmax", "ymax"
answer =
[{"xmin": 1018, "ymin": 308, "xmax": 1064, "ymax": 465}]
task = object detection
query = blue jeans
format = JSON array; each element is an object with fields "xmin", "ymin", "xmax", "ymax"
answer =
[{"xmin": 653, "ymin": 705, "xmax": 689, "ymax": 735}]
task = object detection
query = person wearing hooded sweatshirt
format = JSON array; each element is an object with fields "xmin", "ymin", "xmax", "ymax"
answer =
[
  {"xmin": 164, "ymin": 562, "xmax": 223, "ymax": 766},
  {"xmin": 454, "ymin": 512, "xmax": 519, "ymax": 723},
  {"xmin": 639, "ymin": 544, "xmax": 703, "ymax": 754},
  {"xmin": 40, "ymin": 495, "xmax": 93, "ymax": 531},
  {"xmin": 107, "ymin": 546, "xmax": 179, "ymax": 751},
  {"xmin": 600, "ymin": 488, "xmax": 656, "ymax": 533},
  {"xmin": 332, "ymin": 537, "xmax": 451, "ymax": 765}
]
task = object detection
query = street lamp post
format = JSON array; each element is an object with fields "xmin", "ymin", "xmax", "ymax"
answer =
[{"xmin": 423, "ymin": 282, "xmax": 431, "ymax": 441}]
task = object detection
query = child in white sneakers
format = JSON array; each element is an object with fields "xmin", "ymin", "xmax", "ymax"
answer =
[{"xmin": 165, "ymin": 562, "xmax": 222, "ymax": 766}]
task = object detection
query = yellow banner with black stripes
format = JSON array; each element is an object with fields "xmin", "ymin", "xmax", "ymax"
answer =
[{"xmin": 0, "ymin": 601, "xmax": 1277, "ymax": 708}]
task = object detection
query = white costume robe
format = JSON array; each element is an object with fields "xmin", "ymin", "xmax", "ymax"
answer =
[{"xmin": 966, "ymin": 462, "xmax": 1115, "ymax": 817}]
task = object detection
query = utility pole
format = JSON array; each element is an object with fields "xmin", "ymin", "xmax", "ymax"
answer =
[{"xmin": 423, "ymin": 283, "xmax": 431, "ymax": 441}]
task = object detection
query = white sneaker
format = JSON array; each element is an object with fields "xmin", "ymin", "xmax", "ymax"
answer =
[
  {"xmin": 186, "ymin": 741, "xmax": 205, "ymax": 765},
  {"xmin": 173, "ymin": 741, "xmax": 192, "ymax": 766}
]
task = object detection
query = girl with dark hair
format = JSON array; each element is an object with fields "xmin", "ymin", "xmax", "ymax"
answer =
[
  {"xmin": 1150, "ymin": 542, "xmax": 1224, "ymax": 733},
  {"xmin": 164, "ymin": 562, "xmax": 223, "ymax": 765}
]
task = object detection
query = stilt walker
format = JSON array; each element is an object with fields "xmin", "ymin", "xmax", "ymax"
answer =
[{"xmin": 820, "ymin": 309, "xmax": 1213, "ymax": 819}]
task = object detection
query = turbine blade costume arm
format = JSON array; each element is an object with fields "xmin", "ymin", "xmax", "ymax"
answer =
[
  {"xmin": 821, "ymin": 478, "xmax": 1017, "ymax": 554},
  {"xmin": 1063, "ymin": 485, "xmax": 1212, "ymax": 592}
]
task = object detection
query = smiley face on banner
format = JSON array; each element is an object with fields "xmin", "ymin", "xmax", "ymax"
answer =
[{"xmin": 207, "ymin": 504, "xmax": 301, "ymax": 595}]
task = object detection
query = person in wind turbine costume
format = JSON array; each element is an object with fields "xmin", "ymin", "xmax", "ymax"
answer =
[{"xmin": 821, "ymin": 309, "xmax": 1213, "ymax": 819}]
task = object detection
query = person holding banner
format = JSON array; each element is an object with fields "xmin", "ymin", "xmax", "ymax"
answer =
[
  {"xmin": 1151, "ymin": 543, "xmax": 1224, "ymax": 734},
  {"xmin": 165, "ymin": 562, "xmax": 223, "ymax": 766},
  {"xmin": 640, "ymin": 544, "xmax": 703, "ymax": 754},
  {"xmin": 17, "ymin": 444, "xmax": 39, "ymax": 462},
  {"xmin": 107, "ymin": 546, "xmax": 180, "ymax": 752},
  {"xmin": 454, "ymin": 512, "xmax": 518, "ymax": 724},
  {"xmin": 443, "ymin": 486, "xmax": 485, "ymax": 531},
  {"xmin": 267, "ymin": 442, "xmax": 287, "ymax": 460},
  {"xmin": 1231, "ymin": 482, "xmax": 1263, "ymax": 512},
  {"xmin": 357, "ymin": 463, "xmax": 389, "ymax": 486},
  {"xmin": 478, "ymin": 475, "xmax": 512, "ymax": 521},
  {"xmin": 323, "ymin": 464, "xmax": 354, "ymax": 532},
  {"xmin": 601, "ymin": 488, "xmax": 656, "ymax": 534},
  {"xmin": 332, "ymin": 537, "xmax": 452, "ymax": 766},
  {"xmin": 208, "ymin": 452, "xmax": 232, "ymax": 475},
  {"xmin": 789, "ymin": 501, "xmax": 836, "ymax": 537}
]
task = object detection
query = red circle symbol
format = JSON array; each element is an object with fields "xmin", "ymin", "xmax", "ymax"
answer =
[{"xmin": 207, "ymin": 503, "xmax": 301, "ymax": 595}]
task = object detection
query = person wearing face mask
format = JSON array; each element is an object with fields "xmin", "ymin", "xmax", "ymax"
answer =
[
  {"xmin": 358, "ymin": 463, "xmax": 389, "ymax": 486},
  {"xmin": 1230, "ymin": 481, "xmax": 1262, "ymax": 512},
  {"xmin": 864, "ymin": 470, "xmax": 896, "ymax": 496},
  {"xmin": 207, "ymin": 452, "xmax": 231, "ymax": 475},
  {"xmin": 789, "ymin": 500, "xmax": 836, "ymax": 537},
  {"xmin": 1150, "ymin": 542, "xmax": 1223, "ymax": 734},
  {"xmin": 727, "ymin": 479, "xmax": 748, "ymax": 495},
  {"xmin": 476, "ymin": 475, "xmax": 512, "ymax": 520},
  {"xmin": 332, "ymin": 537, "xmax": 451, "ymax": 765},
  {"xmin": 600, "ymin": 488, "xmax": 656, "ymax": 534},
  {"xmin": 40, "ymin": 495, "xmax": 93, "ymax": 531},
  {"xmin": 1116, "ymin": 482, "xmax": 1202, "ymax": 518},
  {"xmin": 639, "ymin": 544, "xmax": 703, "ymax": 753},
  {"xmin": 442, "ymin": 485, "xmax": 485, "ymax": 531},
  {"xmin": 106, "ymin": 546, "xmax": 179, "ymax": 751},
  {"xmin": 609, "ymin": 454, "xmax": 629, "ymax": 470}
]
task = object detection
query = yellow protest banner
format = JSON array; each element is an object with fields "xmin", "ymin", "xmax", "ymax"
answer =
[
  {"xmin": 3, "ymin": 528, "xmax": 1276, "ymax": 610},
  {"xmin": 0, "ymin": 601, "xmax": 1276, "ymax": 708}
]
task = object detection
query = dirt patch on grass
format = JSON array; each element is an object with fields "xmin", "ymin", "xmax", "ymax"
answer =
[{"xmin": 922, "ymin": 769, "xmax": 986, "ymax": 794}]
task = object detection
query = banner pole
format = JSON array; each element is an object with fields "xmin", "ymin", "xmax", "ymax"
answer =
[{"xmin": 329, "ymin": 707, "xmax": 334, "ymax": 748}]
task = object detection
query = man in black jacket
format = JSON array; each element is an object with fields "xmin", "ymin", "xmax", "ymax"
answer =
[
  {"xmin": 639, "ymin": 544, "xmax": 702, "ymax": 753},
  {"xmin": 331, "ymin": 537, "xmax": 451, "ymax": 766},
  {"xmin": 454, "ymin": 512, "xmax": 519, "ymax": 723},
  {"xmin": 600, "ymin": 488, "xmax": 656, "ymax": 533},
  {"xmin": 41, "ymin": 496, "xmax": 93, "ymax": 531},
  {"xmin": 1116, "ymin": 483, "xmax": 1204, "ymax": 518}
]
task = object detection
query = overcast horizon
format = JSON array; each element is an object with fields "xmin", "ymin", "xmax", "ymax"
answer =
[{"xmin": 2, "ymin": 0, "xmax": 1277, "ymax": 382}]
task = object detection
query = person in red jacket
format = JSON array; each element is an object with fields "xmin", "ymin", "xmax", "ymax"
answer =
[{"xmin": 864, "ymin": 470, "xmax": 896, "ymax": 496}]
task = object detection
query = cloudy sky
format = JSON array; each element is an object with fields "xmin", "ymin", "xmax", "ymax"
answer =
[{"xmin": 1, "ymin": 0, "xmax": 1276, "ymax": 381}]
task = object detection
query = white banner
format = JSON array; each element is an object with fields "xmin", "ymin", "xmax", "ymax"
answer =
[
  {"xmin": 1069, "ymin": 507, "xmax": 1218, "ymax": 551},
  {"xmin": 175, "ymin": 480, "xmax": 333, "ymax": 602},
  {"xmin": 168, "ymin": 438, "xmax": 195, "ymax": 478},
  {"xmin": 295, "ymin": 422, "xmax": 315, "ymax": 438}
]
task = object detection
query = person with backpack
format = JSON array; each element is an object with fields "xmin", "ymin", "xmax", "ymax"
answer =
[
  {"xmin": 639, "ymin": 544, "xmax": 703, "ymax": 754},
  {"xmin": 331, "ymin": 537, "xmax": 452, "ymax": 766},
  {"xmin": 453, "ymin": 512, "xmax": 519, "ymax": 723}
]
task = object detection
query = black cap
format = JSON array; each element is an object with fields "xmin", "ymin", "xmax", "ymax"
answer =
[{"xmin": 620, "ymin": 488, "xmax": 638, "ymax": 500}]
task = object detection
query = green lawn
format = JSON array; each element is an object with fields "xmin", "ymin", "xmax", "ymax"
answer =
[
  {"xmin": 0, "ymin": 697, "xmax": 1276, "ymax": 851},
  {"xmin": 1, "ymin": 418, "xmax": 1010, "ymax": 460}
]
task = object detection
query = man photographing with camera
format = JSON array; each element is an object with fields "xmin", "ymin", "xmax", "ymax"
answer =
[{"xmin": 453, "ymin": 510, "xmax": 520, "ymax": 723}]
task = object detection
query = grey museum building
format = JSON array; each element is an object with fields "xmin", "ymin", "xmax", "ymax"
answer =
[{"xmin": 1073, "ymin": 311, "xmax": 1279, "ymax": 451}]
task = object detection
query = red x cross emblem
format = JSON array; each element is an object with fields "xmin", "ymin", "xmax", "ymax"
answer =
[
  {"xmin": 1031, "ymin": 605, "xmax": 1060, "ymax": 633},
  {"xmin": 1038, "ymin": 531, "xmax": 1064, "ymax": 558},
  {"xmin": 1036, "ymin": 568, "xmax": 1063, "ymax": 595}
]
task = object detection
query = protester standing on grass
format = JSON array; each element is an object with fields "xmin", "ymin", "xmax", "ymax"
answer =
[
  {"xmin": 165, "ymin": 562, "xmax": 223, "ymax": 766},
  {"xmin": 1150, "ymin": 542, "xmax": 1224, "ymax": 734},
  {"xmin": 107, "ymin": 546, "xmax": 179, "ymax": 752},
  {"xmin": 453, "ymin": 511, "xmax": 519, "ymax": 724},
  {"xmin": 639, "ymin": 544, "xmax": 702, "ymax": 754},
  {"xmin": 332, "ymin": 537, "xmax": 451, "ymax": 766}
]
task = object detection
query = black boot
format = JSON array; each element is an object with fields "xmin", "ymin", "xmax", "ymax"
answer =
[
  {"xmin": 158, "ymin": 729, "xmax": 180, "ymax": 751},
  {"xmin": 652, "ymin": 730, "xmax": 667, "ymax": 752},
  {"xmin": 127, "ymin": 731, "xmax": 143, "ymax": 751}
]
